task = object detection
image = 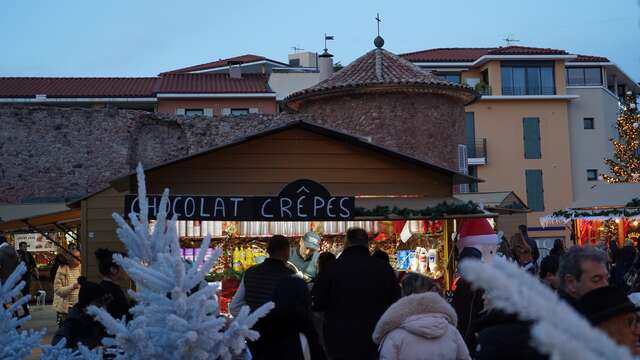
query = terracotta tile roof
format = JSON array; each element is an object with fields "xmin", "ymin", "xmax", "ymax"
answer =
[
  {"xmin": 0, "ymin": 74, "xmax": 273, "ymax": 98},
  {"xmin": 569, "ymin": 54, "xmax": 610, "ymax": 63},
  {"xmin": 400, "ymin": 46, "xmax": 569, "ymax": 62},
  {"xmin": 161, "ymin": 54, "xmax": 288, "ymax": 74},
  {"xmin": 156, "ymin": 73, "xmax": 272, "ymax": 93},
  {"xmin": 286, "ymin": 48, "xmax": 475, "ymax": 103},
  {"xmin": 0, "ymin": 77, "xmax": 157, "ymax": 98}
]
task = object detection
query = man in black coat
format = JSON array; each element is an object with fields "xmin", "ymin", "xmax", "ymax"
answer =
[
  {"xmin": 17, "ymin": 241, "xmax": 39, "ymax": 316},
  {"xmin": 312, "ymin": 228, "xmax": 400, "ymax": 360}
]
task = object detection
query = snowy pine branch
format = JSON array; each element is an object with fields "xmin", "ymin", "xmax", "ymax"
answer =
[
  {"xmin": 87, "ymin": 164, "xmax": 272, "ymax": 359},
  {"xmin": 40, "ymin": 339, "xmax": 103, "ymax": 360},
  {"xmin": 0, "ymin": 262, "xmax": 45, "ymax": 360},
  {"xmin": 459, "ymin": 258, "xmax": 635, "ymax": 360}
]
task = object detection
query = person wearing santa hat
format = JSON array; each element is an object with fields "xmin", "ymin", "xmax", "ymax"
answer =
[{"xmin": 451, "ymin": 218, "xmax": 501, "ymax": 352}]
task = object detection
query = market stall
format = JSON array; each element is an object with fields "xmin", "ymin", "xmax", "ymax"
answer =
[{"xmin": 540, "ymin": 206, "xmax": 640, "ymax": 247}]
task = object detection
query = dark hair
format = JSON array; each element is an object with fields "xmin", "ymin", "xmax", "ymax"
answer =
[
  {"xmin": 372, "ymin": 250, "xmax": 390, "ymax": 264},
  {"xmin": 77, "ymin": 276, "xmax": 109, "ymax": 308},
  {"xmin": 550, "ymin": 239, "xmax": 565, "ymax": 256},
  {"xmin": 267, "ymin": 235, "xmax": 290, "ymax": 256},
  {"xmin": 558, "ymin": 246, "xmax": 608, "ymax": 290},
  {"xmin": 539, "ymin": 255, "xmax": 560, "ymax": 279},
  {"xmin": 346, "ymin": 228, "xmax": 369, "ymax": 246},
  {"xmin": 317, "ymin": 252, "xmax": 336, "ymax": 276},
  {"xmin": 518, "ymin": 224, "xmax": 528, "ymax": 234},
  {"xmin": 19, "ymin": 241, "xmax": 27, "ymax": 247},
  {"xmin": 95, "ymin": 248, "xmax": 123, "ymax": 277},
  {"xmin": 401, "ymin": 272, "xmax": 437, "ymax": 296}
]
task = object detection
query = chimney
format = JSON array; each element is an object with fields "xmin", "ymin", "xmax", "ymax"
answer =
[
  {"xmin": 318, "ymin": 50, "xmax": 334, "ymax": 82},
  {"xmin": 228, "ymin": 61, "xmax": 242, "ymax": 79}
]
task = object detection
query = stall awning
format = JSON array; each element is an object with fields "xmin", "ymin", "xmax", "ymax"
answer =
[
  {"xmin": 0, "ymin": 204, "xmax": 80, "ymax": 232},
  {"xmin": 354, "ymin": 196, "xmax": 495, "ymax": 219},
  {"xmin": 454, "ymin": 192, "xmax": 530, "ymax": 214}
]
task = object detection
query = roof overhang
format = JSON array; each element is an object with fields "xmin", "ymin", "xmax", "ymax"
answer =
[
  {"xmin": 412, "ymin": 54, "xmax": 577, "ymax": 68},
  {"xmin": 0, "ymin": 97, "xmax": 157, "ymax": 103},
  {"xmin": 156, "ymin": 93, "xmax": 276, "ymax": 98},
  {"xmin": 0, "ymin": 207, "xmax": 80, "ymax": 232},
  {"xmin": 285, "ymin": 83, "xmax": 479, "ymax": 111},
  {"xmin": 188, "ymin": 60, "xmax": 291, "ymax": 74}
]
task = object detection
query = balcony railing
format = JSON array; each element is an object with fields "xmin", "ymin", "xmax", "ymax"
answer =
[
  {"xmin": 467, "ymin": 138, "xmax": 487, "ymax": 165},
  {"xmin": 501, "ymin": 86, "xmax": 556, "ymax": 96},
  {"xmin": 475, "ymin": 85, "xmax": 492, "ymax": 96}
]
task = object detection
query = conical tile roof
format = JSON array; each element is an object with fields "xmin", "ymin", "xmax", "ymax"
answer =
[{"xmin": 285, "ymin": 47, "xmax": 478, "ymax": 110}]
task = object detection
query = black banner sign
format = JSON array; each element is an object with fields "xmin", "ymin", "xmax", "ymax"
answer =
[{"xmin": 123, "ymin": 179, "xmax": 355, "ymax": 221}]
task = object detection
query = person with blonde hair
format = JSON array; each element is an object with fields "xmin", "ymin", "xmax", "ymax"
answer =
[{"xmin": 510, "ymin": 234, "xmax": 535, "ymax": 274}]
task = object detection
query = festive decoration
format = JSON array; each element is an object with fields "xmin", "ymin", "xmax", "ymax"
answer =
[
  {"xmin": 460, "ymin": 257, "xmax": 634, "ymax": 359},
  {"xmin": 603, "ymin": 92, "xmax": 640, "ymax": 183},
  {"xmin": 456, "ymin": 218, "xmax": 500, "ymax": 261},
  {"xmin": 540, "ymin": 207, "xmax": 640, "ymax": 227},
  {"xmin": 39, "ymin": 339, "xmax": 103, "ymax": 360},
  {"xmin": 87, "ymin": 164, "xmax": 273, "ymax": 360},
  {"xmin": 354, "ymin": 201, "xmax": 482, "ymax": 219},
  {"xmin": 0, "ymin": 262, "xmax": 45, "ymax": 360}
]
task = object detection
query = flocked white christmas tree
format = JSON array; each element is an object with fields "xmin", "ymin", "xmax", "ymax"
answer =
[
  {"xmin": 87, "ymin": 164, "xmax": 273, "ymax": 359},
  {"xmin": 460, "ymin": 257, "xmax": 637, "ymax": 360},
  {"xmin": 0, "ymin": 262, "xmax": 45, "ymax": 359}
]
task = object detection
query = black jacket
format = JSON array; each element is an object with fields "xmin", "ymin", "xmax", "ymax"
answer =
[
  {"xmin": 451, "ymin": 278, "xmax": 483, "ymax": 352},
  {"xmin": 244, "ymin": 258, "xmax": 295, "ymax": 312},
  {"xmin": 252, "ymin": 308, "xmax": 326, "ymax": 360},
  {"xmin": 312, "ymin": 246, "xmax": 400, "ymax": 360},
  {"xmin": 474, "ymin": 310, "xmax": 548, "ymax": 360},
  {"xmin": 52, "ymin": 305, "xmax": 105, "ymax": 349},
  {"xmin": 100, "ymin": 280, "xmax": 132, "ymax": 321}
]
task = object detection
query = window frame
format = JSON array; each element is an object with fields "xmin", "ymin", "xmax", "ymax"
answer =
[
  {"xmin": 184, "ymin": 108, "xmax": 205, "ymax": 117},
  {"xmin": 501, "ymin": 61, "xmax": 555, "ymax": 95},
  {"xmin": 230, "ymin": 108, "xmax": 251, "ymax": 116},
  {"xmin": 583, "ymin": 117, "xmax": 595, "ymax": 130},
  {"xmin": 586, "ymin": 169, "xmax": 599, "ymax": 181},
  {"xmin": 435, "ymin": 72, "xmax": 461, "ymax": 84},
  {"xmin": 566, "ymin": 67, "xmax": 603, "ymax": 86}
]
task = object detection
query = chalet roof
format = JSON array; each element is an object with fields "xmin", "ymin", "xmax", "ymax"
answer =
[{"xmin": 160, "ymin": 54, "xmax": 289, "ymax": 74}]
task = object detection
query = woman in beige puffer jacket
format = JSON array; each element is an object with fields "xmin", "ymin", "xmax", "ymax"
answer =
[
  {"xmin": 53, "ymin": 250, "xmax": 81, "ymax": 324},
  {"xmin": 373, "ymin": 291, "xmax": 470, "ymax": 360}
]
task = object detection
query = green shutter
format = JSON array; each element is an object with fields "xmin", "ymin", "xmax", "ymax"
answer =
[
  {"xmin": 465, "ymin": 112, "xmax": 475, "ymax": 149},
  {"xmin": 523, "ymin": 117, "xmax": 541, "ymax": 159},
  {"xmin": 525, "ymin": 169, "xmax": 544, "ymax": 211}
]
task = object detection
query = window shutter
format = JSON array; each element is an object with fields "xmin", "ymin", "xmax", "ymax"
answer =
[
  {"xmin": 457, "ymin": 144, "xmax": 468, "ymax": 174},
  {"xmin": 525, "ymin": 169, "xmax": 544, "ymax": 211},
  {"xmin": 203, "ymin": 108, "xmax": 213, "ymax": 117},
  {"xmin": 176, "ymin": 108, "xmax": 186, "ymax": 116},
  {"xmin": 221, "ymin": 108, "xmax": 231, "ymax": 116},
  {"xmin": 249, "ymin": 108, "xmax": 259, "ymax": 114},
  {"xmin": 523, "ymin": 117, "xmax": 541, "ymax": 159},
  {"xmin": 465, "ymin": 112, "xmax": 476, "ymax": 152}
]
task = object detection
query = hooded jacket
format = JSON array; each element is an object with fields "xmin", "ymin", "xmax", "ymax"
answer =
[{"xmin": 373, "ymin": 292, "xmax": 470, "ymax": 360}]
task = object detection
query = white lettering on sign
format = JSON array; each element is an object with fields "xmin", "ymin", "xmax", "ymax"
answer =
[
  {"xmin": 230, "ymin": 198, "xmax": 243, "ymax": 217},
  {"xmin": 199, "ymin": 198, "xmax": 210, "ymax": 217},
  {"xmin": 280, "ymin": 198, "xmax": 293, "ymax": 218},
  {"xmin": 340, "ymin": 197, "xmax": 351, "ymax": 218},
  {"xmin": 313, "ymin": 197, "xmax": 325, "ymax": 217},
  {"xmin": 213, "ymin": 198, "xmax": 226, "ymax": 217},
  {"xmin": 171, "ymin": 197, "xmax": 182, "ymax": 216},
  {"xmin": 326, "ymin": 198, "xmax": 336, "ymax": 218},
  {"xmin": 261, "ymin": 199, "xmax": 274, "ymax": 218},
  {"xmin": 184, "ymin": 197, "xmax": 196, "ymax": 217},
  {"xmin": 297, "ymin": 196, "xmax": 307, "ymax": 218}
]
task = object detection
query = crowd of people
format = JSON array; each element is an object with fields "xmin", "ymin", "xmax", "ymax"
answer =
[{"xmin": 4, "ymin": 225, "xmax": 640, "ymax": 359}]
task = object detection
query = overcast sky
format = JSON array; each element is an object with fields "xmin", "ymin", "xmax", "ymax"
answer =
[{"xmin": 1, "ymin": 0, "xmax": 639, "ymax": 80}]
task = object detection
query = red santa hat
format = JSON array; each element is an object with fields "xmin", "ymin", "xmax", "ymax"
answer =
[{"xmin": 457, "ymin": 218, "xmax": 500, "ymax": 251}]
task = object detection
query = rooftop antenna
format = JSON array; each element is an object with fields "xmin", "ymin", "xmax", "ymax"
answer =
[
  {"xmin": 323, "ymin": 33, "xmax": 334, "ymax": 53},
  {"xmin": 503, "ymin": 34, "xmax": 520, "ymax": 46},
  {"xmin": 291, "ymin": 46, "xmax": 304, "ymax": 53}
]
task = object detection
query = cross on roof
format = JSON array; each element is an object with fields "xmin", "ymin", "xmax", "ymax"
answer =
[{"xmin": 375, "ymin": 13, "xmax": 382, "ymax": 36}]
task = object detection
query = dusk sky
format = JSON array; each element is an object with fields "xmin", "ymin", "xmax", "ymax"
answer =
[{"xmin": 1, "ymin": 0, "xmax": 639, "ymax": 80}]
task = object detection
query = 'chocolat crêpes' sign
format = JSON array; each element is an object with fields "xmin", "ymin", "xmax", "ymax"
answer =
[{"xmin": 124, "ymin": 179, "xmax": 355, "ymax": 221}]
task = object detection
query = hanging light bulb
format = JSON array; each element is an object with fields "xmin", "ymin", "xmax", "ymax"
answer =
[
  {"xmin": 615, "ymin": 219, "xmax": 621, "ymax": 224},
  {"xmin": 634, "ymin": 221, "xmax": 639, "ymax": 226}
]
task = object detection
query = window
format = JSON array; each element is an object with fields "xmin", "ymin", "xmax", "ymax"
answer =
[
  {"xmin": 525, "ymin": 169, "xmax": 544, "ymax": 211},
  {"xmin": 230, "ymin": 108, "xmax": 250, "ymax": 116},
  {"xmin": 185, "ymin": 109, "xmax": 204, "ymax": 117},
  {"xmin": 289, "ymin": 58, "xmax": 300, "ymax": 67},
  {"xmin": 436, "ymin": 72, "xmax": 461, "ymax": 84},
  {"xmin": 587, "ymin": 169, "xmax": 599, "ymax": 181},
  {"xmin": 566, "ymin": 67, "xmax": 602, "ymax": 86},
  {"xmin": 523, "ymin": 117, "xmax": 541, "ymax": 159},
  {"xmin": 583, "ymin": 117, "xmax": 595, "ymax": 130},
  {"xmin": 501, "ymin": 62, "xmax": 555, "ymax": 95}
]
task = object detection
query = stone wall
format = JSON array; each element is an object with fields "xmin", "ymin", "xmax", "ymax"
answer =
[
  {"xmin": 294, "ymin": 92, "xmax": 466, "ymax": 171},
  {"xmin": 0, "ymin": 105, "xmax": 302, "ymax": 204}
]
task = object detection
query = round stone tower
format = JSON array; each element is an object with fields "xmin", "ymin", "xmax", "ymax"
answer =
[{"xmin": 284, "ymin": 38, "xmax": 478, "ymax": 171}]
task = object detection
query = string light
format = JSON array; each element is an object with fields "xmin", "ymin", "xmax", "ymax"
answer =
[{"xmin": 603, "ymin": 93, "xmax": 640, "ymax": 183}]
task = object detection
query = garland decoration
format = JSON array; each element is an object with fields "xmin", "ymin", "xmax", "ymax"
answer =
[
  {"xmin": 354, "ymin": 201, "xmax": 483, "ymax": 219},
  {"xmin": 540, "ymin": 207, "xmax": 640, "ymax": 227}
]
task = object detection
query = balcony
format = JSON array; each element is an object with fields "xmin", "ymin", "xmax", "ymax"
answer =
[
  {"xmin": 474, "ymin": 84, "xmax": 492, "ymax": 96},
  {"xmin": 501, "ymin": 86, "xmax": 556, "ymax": 96},
  {"xmin": 467, "ymin": 138, "xmax": 487, "ymax": 165}
]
